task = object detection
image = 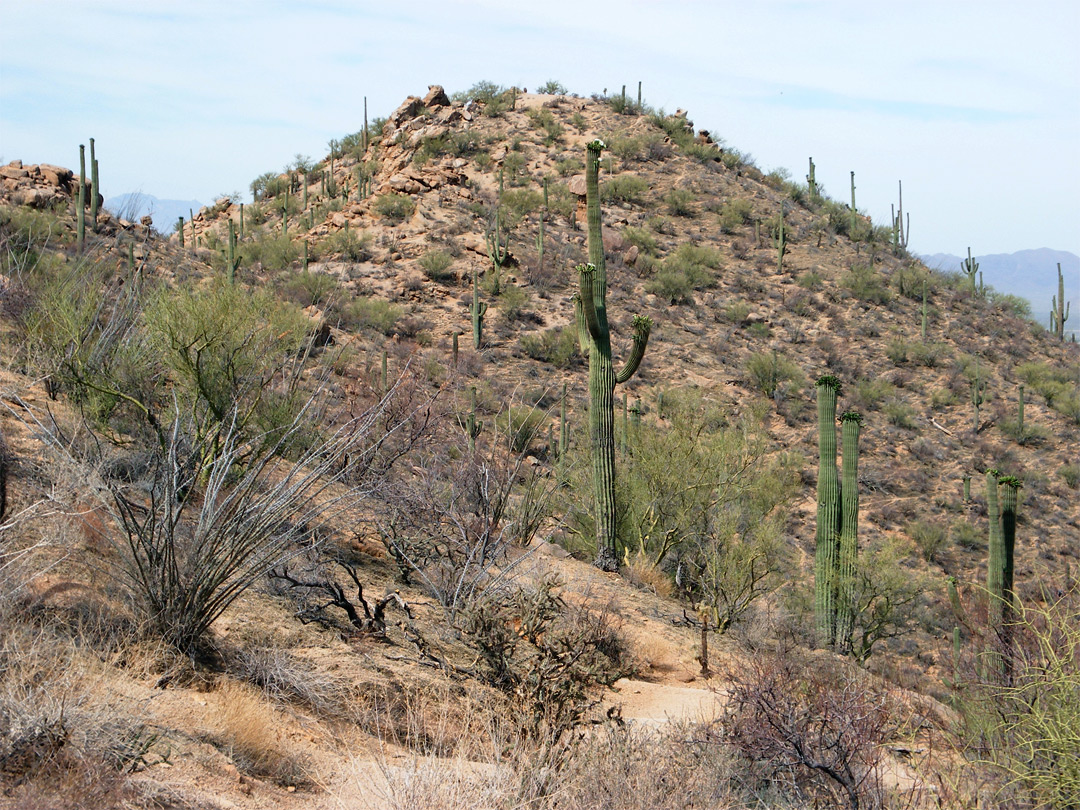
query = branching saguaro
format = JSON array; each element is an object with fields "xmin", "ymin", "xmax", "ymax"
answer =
[{"xmin": 575, "ymin": 139, "xmax": 652, "ymax": 571}]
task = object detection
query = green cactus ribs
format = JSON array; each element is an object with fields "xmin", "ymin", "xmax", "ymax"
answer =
[{"xmin": 577, "ymin": 138, "xmax": 652, "ymax": 571}]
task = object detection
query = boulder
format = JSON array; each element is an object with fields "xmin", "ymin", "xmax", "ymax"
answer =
[
  {"xmin": 422, "ymin": 85, "xmax": 450, "ymax": 108},
  {"xmin": 568, "ymin": 174, "xmax": 587, "ymax": 196},
  {"xmin": 39, "ymin": 164, "xmax": 73, "ymax": 187}
]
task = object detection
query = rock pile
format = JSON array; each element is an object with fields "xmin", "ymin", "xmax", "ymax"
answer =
[{"xmin": 0, "ymin": 160, "xmax": 79, "ymax": 210}]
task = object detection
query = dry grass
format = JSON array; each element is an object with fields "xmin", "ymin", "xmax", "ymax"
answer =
[{"xmin": 205, "ymin": 680, "xmax": 306, "ymax": 785}]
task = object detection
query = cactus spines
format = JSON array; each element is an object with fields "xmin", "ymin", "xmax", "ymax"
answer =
[
  {"xmin": 77, "ymin": 144, "xmax": 86, "ymax": 251},
  {"xmin": 807, "ymin": 157, "xmax": 817, "ymax": 202},
  {"xmin": 89, "ymin": 137, "xmax": 99, "ymax": 233},
  {"xmin": 578, "ymin": 138, "xmax": 652, "ymax": 571},
  {"xmin": 1051, "ymin": 262, "xmax": 1071, "ymax": 340},
  {"xmin": 961, "ymin": 247, "xmax": 979, "ymax": 293},
  {"xmin": 814, "ymin": 375, "xmax": 842, "ymax": 646},
  {"xmin": 470, "ymin": 266, "xmax": 487, "ymax": 349},
  {"xmin": 835, "ymin": 410, "xmax": 863, "ymax": 654}
]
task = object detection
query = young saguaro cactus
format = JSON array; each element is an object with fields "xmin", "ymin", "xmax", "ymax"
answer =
[
  {"xmin": 1051, "ymin": 262, "xmax": 1071, "ymax": 341},
  {"xmin": 814, "ymin": 375, "xmax": 842, "ymax": 646},
  {"xmin": 961, "ymin": 247, "xmax": 979, "ymax": 293},
  {"xmin": 576, "ymin": 139, "xmax": 652, "ymax": 571},
  {"xmin": 835, "ymin": 410, "xmax": 863, "ymax": 654}
]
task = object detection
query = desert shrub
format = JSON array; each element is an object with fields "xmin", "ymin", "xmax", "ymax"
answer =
[
  {"xmin": 526, "ymin": 108, "xmax": 563, "ymax": 143},
  {"xmin": 745, "ymin": 351, "xmax": 804, "ymax": 398},
  {"xmin": 746, "ymin": 322, "xmax": 769, "ymax": 339},
  {"xmin": 724, "ymin": 652, "xmax": 894, "ymax": 809},
  {"xmin": 496, "ymin": 284, "xmax": 530, "ymax": 321},
  {"xmin": 952, "ymin": 519, "xmax": 984, "ymax": 551},
  {"xmin": 1058, "ymin": 463, "xmax": 1080, "ymax": 489},
  {"xmin": 452, "ymin": 80, "xmax": 516, "ymax": 116},
  {"xmin": 622, "ymin": 226, "xmax": 658, "ymax": 256},
  {"xmin": 842, "ymin": 264, "xmax": 892, "ymax": 304},
  {"xmin": 501, "ymin": 188, "xmax": 543, "ymax": 223},
  {"xmin": 326, "ymin": 228, "xmax": 373, "ymax": 262},
  {"xmin": 999, "ymin": 418, "xmax": 1049, "ymax": 446},
  {"xmin": 907, "ymin": 519, "xmax": 948, "ymax": 562},
  {"xmin": 419, "ymin": 249, "xmax": 455, "ymax": 281},
  {"xmin": 931, "ymin": 388, "xmax": 957, "ymax": 409},
  {"xmin": 797, "ymin": 270, "xmax": 823, "ymax": 290},
  {"xmin": 520, "ymin": 327, "xmax": 579, "ymax": 368},
  {"xmin": 601, "ymin": 175, "xmax": 648, "ymax": 205},
  {"xmin": 240, "ymin": 232, "xmax": 299, "ymax": 271},
  {"xmin": 555, "ymin": 156, "xmax": 583, "ymax": 176},
  {"xmin": 374, "ymin": 193, "xmax": 415, "ymax": 223},
  {"xmin": 682, "ymin": 141, "xmax": 721, "ymax": 163},
  {"xmin": 664, "ymin": 188, "xmax": 696, "ymax": 217},
  {"xmin": 208, "ymin": 681, "xmax": 305, "ymax": 783},
  {"xmin": 989, "ymin": 291, "xmax": 1032, "ymax": 318},
  {"xmin": 340, "ymin": 297, "xmax": 402, "ymax": 335},
  {"xmin": 883, "ymin": 398, "xmax": 916, "ymax": 428},
  {"xmin": 885, "ymin": 338, "xmax": 909, "ymax": 365},
  {"xmin": 645, "ymin": 269, "xmax": 693, "ymax": 304},
  {"xmin": 497, "ymin": 405, "xmax": 547, "ymax": 454},
  {"xmin": 718, "ymin": 198, "xmax": 753, "ymax": 233},
  {"xmin": 911, "ymin": 341, "xmax": 949, "ymax": 368},
  {"xmin": 280, "ymin": 269, "xmax": 338, "ymax": 308},
  {"xmin": 645, "ymin": 243, "xmax": 721, "ymax": 303},
  {"xmin": 723, "ymin": 300, "xmax": 750, "ymax": 324},
  {"xmin": 849, "ymin": 377, "xmax": 895, "ymax": 412},
  {"xmin": 536, "ymin": 79, "xmax": 567, "ymax": 95}
]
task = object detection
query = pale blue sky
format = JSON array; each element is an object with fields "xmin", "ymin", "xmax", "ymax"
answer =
[{"xmin": 1, "ymin": 0, "xmax": 1077, "ymax": 257}]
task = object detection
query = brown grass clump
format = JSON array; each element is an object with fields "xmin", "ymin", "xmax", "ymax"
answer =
[{"xmin": 207, "ymin": 680, "xmax": 305, "ymax": 785}]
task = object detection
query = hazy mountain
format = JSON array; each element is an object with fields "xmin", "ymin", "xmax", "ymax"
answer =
[
  {"xmin": 104, "ymin": 192, "xmax": 205, "ymax": 234},
  {"xmin": 920, "ymin": 248, "xmax": 1079, "ymax": 327}
]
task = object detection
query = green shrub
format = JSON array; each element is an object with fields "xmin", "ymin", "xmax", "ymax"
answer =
[
  {"xmin": 745, "ymin": 351, "xmax": 803, "ymax": 398},
  {"xmin": 1058, "ymin": 463, "xmax": 1080, "ymax": 489},
  {"xmin": 931, "ymin": 388, "xmax": 957, "ymax": 410},
  {"xmin": 326, "ymin": 229, "xmax": 373, "ymax": 262},
  {"xmin": 498, "ymin": 405, "xmax": 547, "ymax": 453},
  {"xmin": 240, "ymin": 233, "xmax": 299, "ymax": 272},
  {"xmin": 340, "ymin": 298, "xmax": 401, "ymax": 335},
  {"xmin": 280, "ymin": 270, "xmax": 338, "ymax": 307},
  {"xmin": 718, "ymin": 199, "xmax": 753, "ymax": 233},
  {"xmin": 536, "ymin": 80, "xmax": 567, "ymax": 95},
  {"xmin": 622, "ymin": 226, "xmax": 658, "ymax": 255},
  {"xmin": 797, "ymin": 271, "xmax": 823, "ymax": 290},
  {"xmin": 664, "ymin": 188, "xmax": 696, "ymax": 217},
  {"xmin": 724, "ymin": 300, "xmax": 751, "ymax": 324},
  {"xmin": 907, "ymin": 519, "xmax": 947, "ymax": 562},
  {"xmin": 952, "ymin": 519, "xmax": 984, "ymax": 551},
  {"xmin": 747, "ymin": 322, "xmax": 770, "ymax": 339},
  {"xmin": 497, "ymin": 284, "xmax": 530, "ymax": 321},
  {"xmin": 989, "ymin": 291, "xmax": 1032, "ymax": 318},
  {"xmin": 521, "ymin": 326, "xmax": 579, "ymax": 368},
  {"xmin": 885, "ymin": 338, "xmax": 909, "ymax": 365},
  {"xmin": 501, "ymin": 188, "xmax": 543, "ymax": 224},
  {"xmin": 419, "ymin": 249, "xmax": 455, "ymax": 281},
  {"xmin": 601, "ymin": 175, "xmax": 648, "ymax": 205},
  {"xmin": 883, "ymin": 398, "xmax": 916, "ymax": 428},
  {"xmin": 850, "ymin": 378, "xmax": 896, "ymax": 412},
  {"xmin": 373, "ymin": 193, "xmax": 415, "ymax": 223},
  {"xmin": 646, "ymin": 269, "xmax": 694, "ymax": 304},
  {"xmin": 646, "ymin": 243, "xmax": 721, "ymax": 303},
  {"xmin": 842, "ymin": 265, "xmax": 892, "ymax": 304},
  {"xmin": 555, "ymin": 157, "xmax": 583, "ymax": 176},
  {"xmin": 911, "ymin": 341, "xmax": 949, "ymax": 368}
]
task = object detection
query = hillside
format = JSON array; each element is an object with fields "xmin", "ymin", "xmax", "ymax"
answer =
[{"xmin": 1, "ymin": 83, "xmax": 1078, "ymax": 809}]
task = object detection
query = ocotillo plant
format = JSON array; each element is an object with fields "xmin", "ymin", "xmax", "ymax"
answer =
[
  {"xmin": 814, "ymin": 375, "xmax": 841, "ymax": 646},
  {"xmin": 77, "ymin": 144, "xmax": 86, "ymax": 251},
  {"xmin": 89, "ymin": 138, "xmax": 100, "ymax": 233},
  {"xmin": 835, "ymin": 411, "xmax": 863, "ymax": 654},
  {"xmin": 576, "ymin": 139, "xmax": 652, "ymax": 571},
  {"xmin": 1051, "ymin": 262, "xmax": 1071, "ymax": 341},
  {"xmin": 807, "ymin": 157, "xmax": 817, "ymax": 202},
  {"xmin": 961, "ymin": 247, "xmax": 979, "ymax": 293},
  {"xmin": 469, "ymin": 265, "xmax": 487, "ymax": 349}
]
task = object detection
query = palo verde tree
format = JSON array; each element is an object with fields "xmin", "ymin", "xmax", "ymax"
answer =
[{"xmin": 575, "ymin": 139, "xmax": 652, "ymax": 571}]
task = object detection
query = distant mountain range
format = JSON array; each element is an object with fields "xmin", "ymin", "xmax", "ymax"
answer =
[
  {"xmin": 104, "ymin": 193, "xmax": 205, "ymax": 235},
  {"xmin": 919, "ymin": 248, "xmax": 1079, "ymax": 329}
]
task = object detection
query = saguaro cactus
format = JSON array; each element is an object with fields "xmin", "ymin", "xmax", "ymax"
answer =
[
  {"xmin": 775, "ymin": 202, "xmax": 786, "ymax": 273},
  {"xmin": 576, "ymin": 139, "xmax": 652, "ymax": 571},
  {"xmin": 961, "ymin": 247, "xmax": 979, "ymax": 293},
  {"xmin": 77, "ymin": 144, "xmax": 86, "ymax": 251},
  {"xmin": 814, "ymin": 375, "xmax": 842, "ymax": 645},
  {"xmin": 89, "ymin": 138, "xmax": 100, "ymax": 233},
  {"xmin": 986, "ymin": 470, "xmax": 1003, "ymax": 628},
  {"xmin": 470, "ymin": 265, "xmax": 487, "ymax": 349},
  {"xmin": 835, "ymin": 411, "xmax": 863, "ymax": 653},
  {"xmin": 1051, "ymin": 262, "xmax": 1071, "ymax": 341},
  {"xmin": 849, "ymin": 171, "xmax": 857, "ymax": 236},
  {"xmin": 807, "ymin": 157, "xmax": 817, "ymax": 202}
]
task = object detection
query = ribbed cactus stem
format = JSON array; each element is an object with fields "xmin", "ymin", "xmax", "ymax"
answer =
[
  {"xmin": 998, "ymin": 477, "xmax": 1021, "ymax": 626},
  {"xmin": 807, "ymin": 157, "xmax": 817, "ymax": 202},
  {"xmin": 470, "ymin": 266, "xmax": 487, "ymax": 349},
  {"xmin": 971, "ymin": 358, "xmax": 983, "ymax": 433},
  {"xmin": 77, "ymin": 144, "xmax": 86, "ymax": 251},
  {"xmin": 849, "ymin": 171, "xmax": 857, "ymax": 236},
  {"xmin": 921, "ymin": 279, "xmax": 928, "ymax": 340},
  {"xmin": 451, "ymin": 332, "xmax": 459, "ymax": 367},
  {"xmin": 558, "ymin": 382, "xmax": 568, "ymax": 459},
  {"xmin": 227, "ymin": 220, "xmax": 238, "ymax": 284},
  {"xmin": 963, "ymin": 475, "xmax": 971, "ymax": 503},
  {"xmin": 177, "ymin": 216, "xmax": 184, "ymax": 247},
  {"xmin": 814, "ymin": 375, "xmax": 842, "ymax": 646},
  {"xmin": 1052, "ymin": 262, "xmax": 1071, "ymax": 340},
  {"xmin": 961, "ymin": 247, "xmax": 979, "ymax": 293},
  {"xmin": 578, "ymin": 139, "xmax": 652, "ymax": 571},
  {"xmin": 466, "ymin": 386, "xmax": 482, "ymax": 453},
  {"xmin": 986, "ymin": 471, "xmax": 1003, "ymax": 628},
  {"xmin": 1017, "ymin": 384, "xmax": 1025, "ymax": 435},
  {"xmin": 835, "ymin": 411, "xmax": 862, "ymax": 653},
  {"xmin": 89, "ymin": 138, "xmax": 99, "ymax": 233},
  {"xmin": 776, "ymin": 202, "xmax": 786, "ymax": 273}
]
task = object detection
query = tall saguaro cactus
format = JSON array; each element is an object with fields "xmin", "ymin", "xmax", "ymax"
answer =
[
  {"xmin": 807, "ymin": 157, "xmax": 817, "ymax": 202},
  {"xmin": 77, "ymin": 145, "xmax": 86, "ymax": 251},
  {"xmin": 814, "ymin": 376, "xmax": 842, "ymax": 645},
  {"xmin": 469, "ymin": 265, "xmax": 486, "ymax": 349},
  {"xmin": 1051, "ymin": 262, "xmax": 1071, "ymax": 341},
  {"xmin": 961, "ymin": 247, "xmax": 979, "ymax": 293},
  {"xmin": 89, "ymin": 137, "xmax": 100, "ymax": 233},
  {"xmin": 835, "ymin": 411, "xmax": 863, "ymax": 652},
  {"xmin": 576, "ymin": 139, "xmax": 652, "ymax": 571}
]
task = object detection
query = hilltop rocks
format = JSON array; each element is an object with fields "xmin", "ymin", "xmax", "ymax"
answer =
[{"xmin": 1, "ymin": 160, "xmax": 77, "ymax": 209}]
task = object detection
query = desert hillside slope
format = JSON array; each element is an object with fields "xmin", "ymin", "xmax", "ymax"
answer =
[{"xmin": 0, "ymin": 83, "xmax": 1077, "ymax": 809}]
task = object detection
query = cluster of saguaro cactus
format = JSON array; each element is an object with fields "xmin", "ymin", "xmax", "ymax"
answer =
[
  {"xmin": 814, "ymin": 376, "xmax": 863, "ymax": 650},
  {"xmin": 576, "ymin": 139, "xmax": 652, "ymax": 571},
  {"xmin": 961, "ymin": 247, "xmax": 979, "ymax": 293},
  {"xmin": 1051, "ymin": 262, "xmax": 1071, "ymax": 341},
  {"xmin": 469, "ymin": 265, "xmax": 486, "ymax": 349}
]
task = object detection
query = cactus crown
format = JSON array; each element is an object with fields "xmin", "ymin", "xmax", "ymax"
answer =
[
  {"xmin": 632, "ymin": 314, "xmax": 653, "ymax": 332},
  {"xmin": 816, "ymin": 374, "xmax": 843, "ymax": 394},
  {"xmin": 840, "ymin": 411, "xmax": 864, "ymax": 424},
  {"xmin": 587, "ymin": 139, "xmax": 606, "ymax": 152},
  {"xmin": 986, "ymin": 467, "xmax": 1001, "ymax": 478},
  {"xmin": 997, "ymin": 475, "xmax": 1023, "ymax": 488}
]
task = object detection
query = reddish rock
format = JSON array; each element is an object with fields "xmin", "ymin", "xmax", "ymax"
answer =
[
  {"xmin": 568, "ymin": 175, "xmax": 587, "ymax": 196},
  {"xmin": 422, "ymin": 85, "xmax": 450, "ymax": 108}
]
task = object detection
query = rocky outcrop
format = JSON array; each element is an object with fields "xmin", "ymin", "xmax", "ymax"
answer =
[{"xmin": 1, "ymin": 160, "xmax": 78, "ymax": 210}]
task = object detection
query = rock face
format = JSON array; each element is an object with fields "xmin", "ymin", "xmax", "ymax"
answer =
[{"xmin": 1, "ymin": 160, "xmax": 77, "ymax": 209}]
